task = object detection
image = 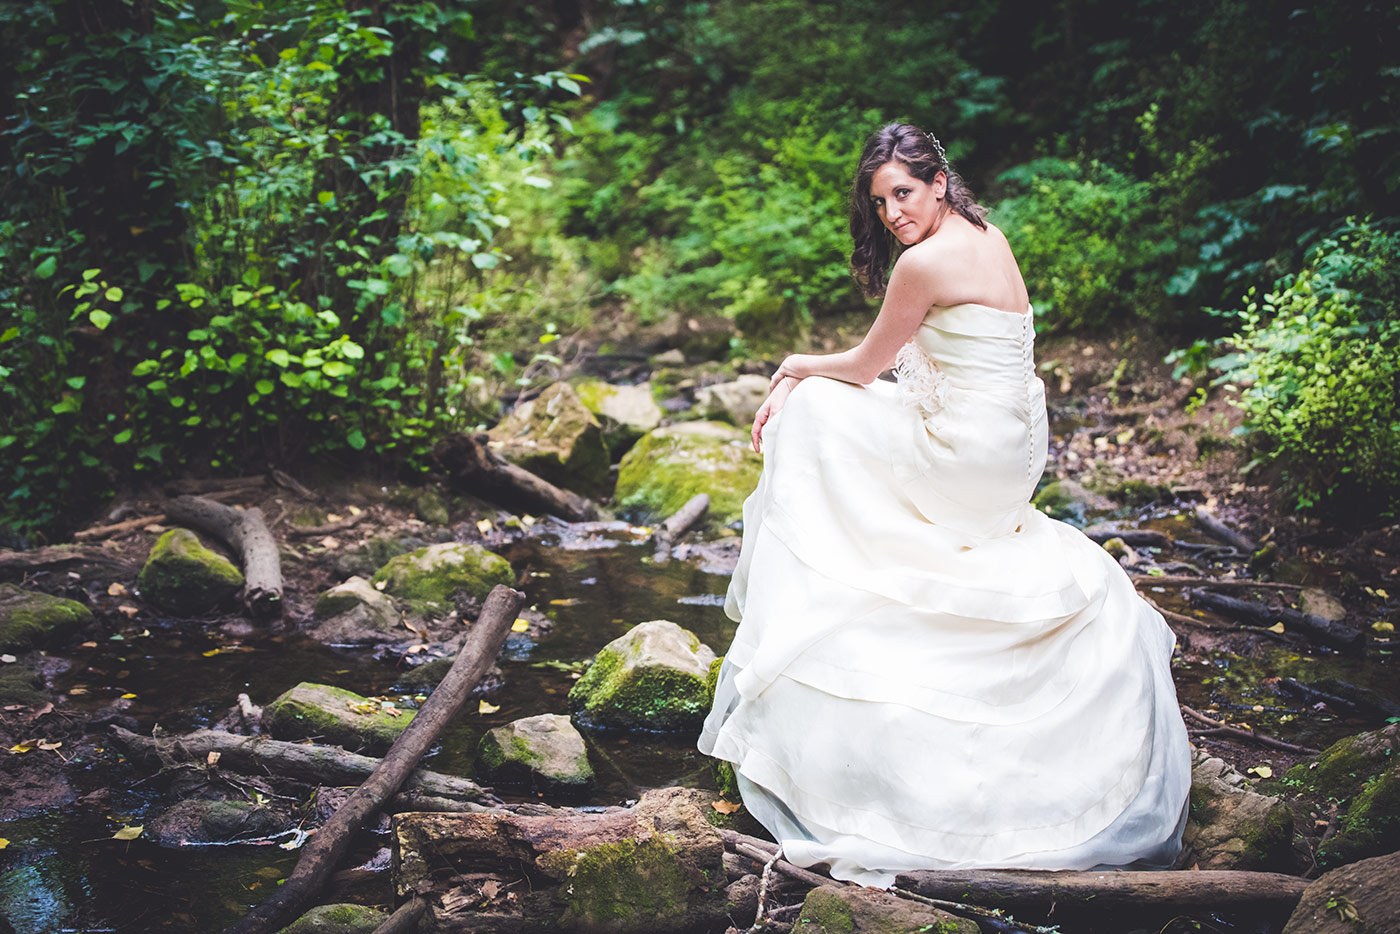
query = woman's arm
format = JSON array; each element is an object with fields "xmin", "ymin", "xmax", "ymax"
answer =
[
  {"xmin": 773, "ymin": 246, "xmax": 944, "ymax": 386},
  {"xmin": 751, "ymin": 376, "xmax": 799, "ymax": 453}
]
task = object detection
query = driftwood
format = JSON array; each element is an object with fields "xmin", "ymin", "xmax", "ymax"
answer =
[
  {"xmin": 1278, "ymin": 677, "xmax": 1400, "ymax": 722},
  {"xmin": 432, "ymin": 432, "xmax": 598, "ymax": 522},
  {"xmin": 1194, "ymin": 507, "xmax": 1257, "ymax": 552},
  {"xmin": 223, "ymin": 584, "xmax": 526, "ymax": 934},
  {"xmin": 652, "ymin": 493, "xmax": 710, "ymax": 563},
  {"xmin": 109, "ymin": 727, "xmax": 496, "ymax": 804},
  {"xmin": 1187, "ymin": 588, "xmax": 1365, "ymax": 653},
  {"xmin": 165, "ymin": 494, "xmax": 283, "ymax": 619},
  {"xmin": 1181, "ymin": 704, "xmax": 1321, "ymax": 755}
]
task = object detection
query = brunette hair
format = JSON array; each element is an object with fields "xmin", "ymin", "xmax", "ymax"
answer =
[{"xmin": 849, "ymin": 123, "xmax": 987, "ymax": 297}]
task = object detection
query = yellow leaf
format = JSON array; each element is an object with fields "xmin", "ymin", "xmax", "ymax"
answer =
[
  {"xmin": 8, "ymin": 740, "xmax": 36, "ymax": 754},
  {"xmin": 348, "ymin": 505, "xmax": 363, "ymax": 516},
  {"xmin": 117, "ymin": 604, "xmax": 139, "ymax": 618},
  {"xmin": 549, "ymin": 598, "xmax": 580, "ymax": 607},
  {"xmin": 207, "ymin": 751, "xmax": 221, "ymax": 767},
  {"xmin": 112, "ymin": 825, "xmax": 143, "ymax": 841},
  {"xmin": 1373, "ymin": 621, "xmax": 1395, "ymax": 633},
  {"xmin": 107, "ymin": 582, "xmax": 128, "ymax": 596},
  {"xmin": 81, "ymin": 641, "xmax": 98, "ymax": 648},
  {"xmin": 478, "ymin": 700, "xmax": 500, "ymax": 714},
  {"xmin": 1266, "ymin": 622, "xmax": 1285, "ymax": 633},
  {"xmin": 68, "ymin": 686, "xmax": 89, "ymax": 695},
  {"xmin": 202, "ymin": 649, "xmax": 222, "ymax": 657},
  {"xmin": 120, "ymin": 693, "xmax": 137, "ymax": 699},
  {"xmin": 711, "ymin": 799, "xmax": 742, "ymax": 815},
  {"xmin": 325, "ymin": 513, "xmax": 343, "ymax": 523},
  {"xmin": 520, "ymin": 514, "xmax": 536, "ymax": 527},
  {"xmin": 374, "ymin": 580, "xmax": 387, "ymax": 591},
  {"xmin": 1376, "ymin": 588, "xmax": 1389, "ymax": 599},
  {"xmin": 633, "ymin": 526, "xmax": 652, "ymax": 536},
  {"xmin": 0, "ymin": 838, "xmax": 8, "ymax": 849},
  {"xmin": 476, "ymin": 519, "xmax": 493, "ymax": 534},
  {"xmin": 512, "ymin": 618, "xmax": 531, "ymax": 633}
]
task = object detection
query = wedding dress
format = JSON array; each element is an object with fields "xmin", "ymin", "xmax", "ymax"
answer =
[{"xmin": 698, "ymin": 302, "xmax": 1190, "ymax": 887}]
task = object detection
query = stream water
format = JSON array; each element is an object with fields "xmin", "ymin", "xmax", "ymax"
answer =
[{"xmin": 0, "ymin": 492, "xmax": 1395, "ymax": 932}]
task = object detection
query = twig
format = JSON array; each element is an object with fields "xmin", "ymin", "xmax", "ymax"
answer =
[
  {"xmin": 1132, "ymin": 575, "xmax": 1304, "ymax": 591},
  {"xmin": 745, "ymin": 843, "xmax": 783, "ymax": 934},
  {"xmin": 1180, "ymin": 704, "xmax": 1320, "ymax": 755},
  {"xmin": 284, "ymin": 512, "xmax": 370, "ymax": 538},
  {"xmin": 73, "ymin": 513, "xmax": 169, "ymax": 541},
  {"xmin": 653, "ymin": 493, "xmax": 710, "ymax": 564}
]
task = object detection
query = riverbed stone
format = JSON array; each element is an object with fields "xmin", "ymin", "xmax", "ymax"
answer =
[
  {"xmin": 476, "ymin": 713, "xmax": 594, "ymax": 793},
  {"xmin": 0, "ymin": 665, "xmax": 47, "ymax": 706},
  {"xmin": 1032, "ymin": 478, "xmax": 1114, "ymax": 521},
  {"xmin": 1282, "ymin": 848, "xmax": 1400, "ymax": 934},
  {"xmin": 147, "ymin": 798, "xmax": 291, "ymax": 847},
  {"xmin": 1180, "ymin": 749, "xmax": 1295, "ymax": 871},
  {"xmin": 1298, "ymin": 588, "xmax": 1346, "ymax": 621},
  {"xmin": 797, "ymin": 884, "xmax": 979, "ymax": 933},
  {"xmin": 1286, "ymin": 723, "xmax": 1400, "ymax": 867},
  {"xmin": 370, "ymin": 542, "xmax": 513, "ymax": 614},
  {"xmin": 568, "ymin": 620, "xmax": 717, "ymax": 731},
  {"xmin": 137, "ymin": 528, "xmax": 244, "ymax": 615},
  {"xmin": 275, "ymin": 904, "xmax": 388, "ymax": 934},
  {"xmin": 0, "ymin": 584, "xmax": 92, "ymax": 651},
  {"xmin": 614, "ymin": 422, "xmax": 761, "ymax": 526},
  {"xmin": 575, "ymin": 379, "xmax": 664, "ymax": 458},
  {"xmin": 694, "ymin": 374, "xmax": 770, "ymax": 427},
  {"xmin": 309, "ymin": 576, "xmax": 401, "ymax": 644},
  {"xmin": 263, "ymin": 682, "xmax": 414, "ymax": 754},
  {"xmin": 488, "ymin": 381, "xmax": 610, "ymax": 495}
]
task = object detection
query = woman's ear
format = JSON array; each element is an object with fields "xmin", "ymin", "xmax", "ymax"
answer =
[{"xmin": 934, "ymin": 170, "xmax": 948, "ymax": 200}]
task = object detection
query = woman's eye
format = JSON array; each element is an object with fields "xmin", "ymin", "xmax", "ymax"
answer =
[{"xmin": 896, "ymin": 188, "xmax": 910, "ymax": 198}]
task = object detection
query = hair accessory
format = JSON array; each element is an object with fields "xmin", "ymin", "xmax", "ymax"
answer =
[{"xmin": 924, "ymin": 130, "xmax": 947, "ymax": 167}]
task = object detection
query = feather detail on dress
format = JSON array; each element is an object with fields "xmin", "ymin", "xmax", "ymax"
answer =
[{"xmin": 894, "ymin": 341, "xmax": 949, "ymax": 419}]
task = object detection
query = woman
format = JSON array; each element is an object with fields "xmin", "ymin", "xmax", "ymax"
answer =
[{"xmin": 698, "ymin": 123, "xmax": 1190, "ymax": 888}]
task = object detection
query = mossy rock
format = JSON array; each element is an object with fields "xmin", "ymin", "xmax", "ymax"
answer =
[
  {"xmin": 0, "ymin": 665, "xmax": 48, "ymax": 706},
  {"xmin": 313, "ymin": 576, "xmax": 399, "ymax": 628},
  {"xmin": 263, "ymin": 682, "xmax": 414, "ymax": 754},
  {"xmin": 1320, "ymin": 763, "xmax": 1400, "ymax": 867},
  {"xmin": 487, "ymin": 381, "xmax": 610, "ymax": 495},
  {"xmin": 147, "ymin": 798, "xmax": 291, "ymax": 847},
  {"xmin": 476, "ymin": 713, "xmax": 594, "ymax": 793},
  {"xmin": 137, "ymin": 528, "xmax": 244, "ymax": 615},
  {"xmin": 574, "ymin": 379, "xmax": 664, "ymax": 458},
  {"xmin": 694, "ymin": 375, "xmax": 770, "ymax": 427},
  {"xmin": 568, "ymin": 620, "xmax": 717, "ymax": 731},
  {"xmin": 275, "ymin": 903, "xmax": 388, "ymax": 934},
  {"xmin": 1284, "ymin": 724, "xmax": 1400, "ymax": 867},
  {"xmin": 1181, "ymin": 751, "xmax": 1295, "ymax": 871},
  {"xmin": 614, "ymin": 422, "xmax": 761, "ymax": 526},
  {"xmin": 1031, "ymin": 478, "xmax": 1114, "ymax": 523},
  {"xmin": 1282, "ymin": 848, "xmax": 1400, "ymax": 934},
  {"xmin": 797, "ymin": 884, "xmax": 978, "ymax": 933},
  {"xmin": 0, "ymin": 583, "xmax": 92, "ymax": 651},
  {"xmin": 1284, "ymin": 722, "xmax": 1400, "ymax": 804},
  {"xmin": 414, "ymin": 487, "xmax": 450, "ymax": 526},
  {"xmin": 370, "ymin": 542, "xmax": 513, "ymax": 613},
  {"xmin": 703, "ymin": 656, "xmax": 739, "ymax": 800}
]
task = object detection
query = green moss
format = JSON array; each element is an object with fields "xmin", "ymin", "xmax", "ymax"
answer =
[
  {"xmin": 370, "ymin": 543, "xmax": 513, "ymax": 609},
  {"xmin": 274, "ymin": 902, "xmax": 388, "ymax": 933},
  {"xmin": 0, "ymin": 584, "xmax": 92, "ymax": 651},
  {"xmin": 414, "ymin": 487, "xmax": 450, "ymax": 526},
  {"xmin": 263, "ymin": 682, "xmax": 414, "ymax": 754},
  {"xmin": 137, "ymin": 528, "xmax": 243, "ymax": 615},
  {"xmin": 614, "ymin": 422, "xmax": 761, "ymax": 525},
  {"xmin": 0, "ymin": 666, "xmax": 47, "ymax": 706},
  {"xmin": 1284, "ymin": 733, "xmax": 1375, "ymax": 801},
  {"xmin": 1320, "ymin": 765, "xmax": 1400, "ymax": 867},
  {"xmin": 1238, "ymin": 804, "xmax": 1295, "ymax": 866},
  {"xmin": 797, "ymin": 888, "xmax": 855, "ymax": 934},
  {"xmin": 573, "ymin": 379, "xmax": 618, "ymax": 412},
  {"xmin": 488, "ymin": 382, "xmax": 610, "ymax": 495},
  {"xmin": 544, "ymin": 837, "xmax": 690, "ymax": 928},
  {"xmin": 568, "ymin": 646, "xmax": 711, "ymax": 731}
]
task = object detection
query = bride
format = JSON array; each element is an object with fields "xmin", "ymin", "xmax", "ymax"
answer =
[{"xmin": 698, "ymin": 123, "xmax": 1191, "ymax": 888}]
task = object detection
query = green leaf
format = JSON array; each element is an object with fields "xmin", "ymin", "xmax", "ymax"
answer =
[
  {"xmin": 339, "ymin": 340, "xmax": 365, "ymax": 360},
  {"xmin": 89, "ymin": 309, "xmax": 113, "ymax": 330},
  {"xmin": 321, "ymin": 361, "xmax": 354, "ymax": 378},
  {"xmin": 82, "ymin": 269, "xmax": 101, "ymax": 282},
  {"xmin": 557, "ymin": 77, "xmax": 582, "ymax": 95},
  {"xmin": 266, "ymin": 349, "xmax": 292, "ymax": 368},
  {"xmin": 279, "ymin": 371, "xmax": 303, "ymax": 388},
  {"xmin": 471, "ymin": 253, "xmax": 499, "ymax": 270},
  {"xmin": 113, "ymin": 429, "xmax": 133, "ymax": 444},
  {"xmin": 346, "ymin": 428, "xmax": 367, "ymax": 450},
  {"xmin": 104, "ymin": 287, "xmax": 123, "ymax": 302},
  {"xmin": 132, "ymin": 360, "xmax": 159, "ymax": 377},
  {"xmin": 51, "ymin": 396, "xmax": 81, "ymax": 415},
  {"xmin": 0, "ymin": 327, "xmax": 19, "ymax": 343},
  {"xmin": 35, "ymin": 256, "xmax": 57, "ymax": 279},
  {"xmin": 231, "ymin": 289, "xmax": 253, "ymax": 307},
  {"xmin": 66, "ymin": 376, "xmax": 86, "ymax": 390},
  {"xmin": 255, "ymin": 379, "xmax": 275, "ymax": 395},
  {"xmin": 317, "ymin": 191, "xmax": 335, "ymax": 205}
]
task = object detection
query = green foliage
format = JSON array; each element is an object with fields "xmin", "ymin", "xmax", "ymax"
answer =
[{"xmin": 1214, "ymin": 220, "xmax": 1400, "ymax": 515}]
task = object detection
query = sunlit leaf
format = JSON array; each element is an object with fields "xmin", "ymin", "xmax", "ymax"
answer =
[
  {"xmin": 511, "ymin": 618, "xmax": 531, "ymax": 633},
  {"xmin": 476, "ymin": 519, "xmax": 493, "ymax": 534},
  {"xmin": 112, "ymin": 825, "xmax": 143, "ymax": 841},
  {"xmin": 107, "ymin": 582, "xmax": 128, "ymax": 596},
  {"xmin": 711, "ymin": 799, "xmax": 742, "ymax": 815},
  {"xmin": 478, "ymin": 700, "xmax": 500, "ymax": 714},
  {"xmin": 1266, "ymin": 622, "xmax": 1285, "ymax": 633}
]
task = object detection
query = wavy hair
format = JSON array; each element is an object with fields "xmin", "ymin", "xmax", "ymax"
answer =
[{"xmin": 849, "ymin": 123, "xmax": 987, "ymax": 297}]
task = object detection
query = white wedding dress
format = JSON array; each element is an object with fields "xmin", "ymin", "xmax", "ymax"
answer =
[{"xmin": 698, "ymin": 302, "xmax": 1190, "ymax": 887}]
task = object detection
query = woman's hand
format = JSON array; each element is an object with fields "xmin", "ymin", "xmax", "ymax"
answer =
[
  {"xmin": 769, "ymin": 354, "xmax": 819, "ymax": 391},
  {"xmin": 752, "ymin": 377, "xmax": 799, "ymax": 453}
]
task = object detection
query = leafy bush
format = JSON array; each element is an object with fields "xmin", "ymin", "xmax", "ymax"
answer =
[{"xmin": 1213, "ymin": 220, "xmax": 1400, "ymax": 514}]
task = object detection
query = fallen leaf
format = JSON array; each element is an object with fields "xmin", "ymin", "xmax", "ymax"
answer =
[
  {"xmin": 144, "ymin": 523, "xmax": 167, "ymax": 532},
  {"xmin": 68, "ymin": 686, "xmax": 89, "ymax": 695},
  {"xmin": 549, "ymin": 598, "xmax": 581, "ymax": 607},
  {"xmin": 1377, "ymin": 588, "xmax": 1390, "ymax": 599},
  {"xmin": 207, "ymin": 751, "xmax": 221, "ymax": 767},
  {"xmin": 711, "ymin": 799, "xmax": 742, "ymax": 815},
  {"xmin": 348, "ymin": 505, "xmax": 363, "ymax": 516},
  {"xmin": 112, "ymin": 825, "xmax": 143, "ymax": 841},
  {"xmin": 29, "ymin": 702, "xmax": 53, "ymax": 719},
  {"xmin": 511, "ymin": 618, "xmax": 531, "ymax": 633},
  {"xmin": 374, "ymin": 580, "xmax": 387, "ymax": 591},
  {"xmin": 80, "ymin": 641, "xmax": 98, "ymax": 648},
  {"xmin": 520, "ymin": 514, "xmax": 536, "ymax": 527},
  {"xmin": 0, "ymin": 838, "xmax": 7, "ymax": 849},
  {"xmin": 1374, "ymin": 621, "xmax": 1395, "ymax": 633},
  {"xmin": 117, "ymin": 604, "xmax": 139, "ymax": 618},
  {"xmin": 0, "ymin": 654, "xmax": 14, "ymax": 664},
  {"xmin": 480, "ymin": 879, "xmax": 501, "ymax": 899},
  {"xmin": 120, "ymin": 693, "xmax": 137, "ymax": 700},
  {"xmin": 319, "ymin": 536, "xmax": 340, "ymax": 550},
  {"xmin": 37, "ymin": 740, "xmax": 61, "ymax": 752},
  {"xmin": 1266, "ymin": 622, "xmax": 1286, "ymax": 633},
  {"xmin": 476, "ymin": 519, "xmax": 493, "ymax": 534},
  {"xmin": 325, "ymin": 513, "xmax": 343, "ymax": 523},
  {"xmin": 107, "ymin": 582, "xmax": 128, "ymax": 596},
  {"xmin": 478, "ymin": 700, "xmax": 500, "ymax": 714},
  {"xmin": 8, "ymin": 740, "xmax": 36, "ymax": 754}
]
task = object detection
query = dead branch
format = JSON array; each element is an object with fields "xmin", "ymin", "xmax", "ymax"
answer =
[
  {"xmin": 284, "ymin": 512, "xmax": 371, "ymax": 538},
  {"xmin": 653, "ymin": 493, "xmax": 710, "ymax": 563},
  {"xmin": 221, "ymin": 584, "xmax": 525, "ymax": 934},
  {"xmin": 165, "ymin": 494, "xmax": 283, "ymax": 619},
  {"xmin": 432, "ymin": 432, "xmax": 598, "ymax": 522},
  {"xmin": 1194, "ymin": 507, "xmax": 1257, "ymax": 552},
  {"xmin": 1132, "ymin": 575, "xmax": 1304, "ymax": 591},
  {"xmin": 372, "ymin": 896, "xmax": 427, "ymax": 934},
  {"xmin": 1181, "ymin": 704, "xmax": 1321, "ymax": 755},
  {"xmin": 1187, "ymin": 588, "xmax": 1365, "ymax": 653},
  {"xmin": 73, "ymin": 513, "xmax": 169, "ymax": 541}
]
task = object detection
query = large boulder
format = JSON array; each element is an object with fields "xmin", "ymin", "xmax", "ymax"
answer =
[
  {"xmin": 310, "ymin": 576, "xmax": 402, "ymax": 644},
  {"xmin": 1283, "ymin": 848, "xmax": 1400, "ymax": 934},
  {"xmin": 275, "ymin": 904, "xmax": 389, "ymax": 934},
  {"xmin": 568, "ymin": 620, "xmax": 717, "ymax": 731},
  {"xmin": 137, "ymin": 528, "xmax": 244, "ymax": 615},
  {"xmin": 370, "ymin": 543, "xmax": 513, "ymax": 615},
  {"xmin": 1180, "ymin": 749, "xmax": 1295, "ymax": 871},
  {"xmin": 147, "ymin": 798, "xmax": 291, "ymax": 847},
  {"xmin": 476, "ymin": 713, "xmax": 594, "ymax": 794},
  {"xmin": 1286, "ymin": 723, "xmax": 1400, "ymax": 867},
  {"xmin": 0, "ymin": 584, "xmax": 91, "ymax": 651},
  {"xmin": 796, "ymin": 885, "xmax": 979, "ymax": 933},
  {"xmin": 694, "ymin": 374, "xmax": 771, "ymax": 427},
  {"xmin": 263, "ymin": 682, "xmax": 414, "ymax": 754},
  {"xmin": 574, "ymin": 379, "xmax": 664, "ymax": 457},
  {"xmin": 614, "ymin": 422, "xmax": 761, "ymax": 526},
  {"xmin": 487, "ymin": 382, "xmax": 610, "ymax": 495}
]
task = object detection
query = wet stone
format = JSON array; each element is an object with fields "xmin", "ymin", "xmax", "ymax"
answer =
[
  {"xmin": 262, "ymin": 682, "xmax": 414, "ymax": 755},
  {"xmin": 574, "ymin": 379, "xmax": 664, "ymax": 458},
  {"xmin": 370, "ymin": 542, "xmax": 513, "ymax": 615},
  {"xmin": 310, "ymin": 576, "xmax": 401, "ymax": 645},
  {"xmin": 1181, "ymin": 748, "xmax": 1295, "ymax": 872},
  {"xmin": 568, "ymin": 620, "xmax": 717, "ymax": 731},
  {"xmin": 137, "ymin": 528, "xmax": 243, "ymax": 616},
  {"xmin": 147, "ymin": 798, "xmax": 291, "ymax": 847},
  {"xmin": 0, "ymin": 584, "xmax": 92, "ymax": 652},
  {"xmin": 694, "ymin": 374, "xmax": 771, "ymax": 427},
  {"xmin": 614, "ymin": 421, "xmax": 761, "ymax": 526},
  {"xmin": 476, "ymin": 713, "xmax": 594, "ymax": 794},
  {"xmin": 274, "ymin": 903, "xmax": 389, "ymax": 934},
  {"xmin": 488, "ymin": 381, "xmax": 610, "ymax": 495}
]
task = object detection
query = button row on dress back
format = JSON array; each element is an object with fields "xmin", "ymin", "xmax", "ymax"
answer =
[{"xmin": 1022, "ymin": 314, "xmax": 1035, "ymax": 484}]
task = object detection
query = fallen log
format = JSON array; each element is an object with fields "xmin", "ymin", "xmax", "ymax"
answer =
[
  {"xmin": 432, "ymin": 432, "xmax": 598, "ymax": 522},
  {"xmin": 1084, "ymin": 527, "xmax": 1170, "ymax": 547},
  {"xmin": 222, "ymin": 583, "xmax": 526, "ymax": 934},
  {"xmin": 165, "ymin": 494, "xmax": 283, "ymax": 619},
  {"xmin": 652, "ymin": 493, "xmax": 709, "ymax": 563},
  {"xmin": 1194, "ymin": 507, "xmax": 1256, "ymax": 552},
  {"xmin": 73, "ymin": 513, "xmax": 168, "ymax": 541},
  {"xmin": 1278, "ymin": 677, "xmax": 1400, "ymax": 722},
  {"xmin": 0, "ymin": 545, "xmax": 135, "ymax": 582},
  {"xmin": 894, "ymin": 867, "xmax": 1309, "ymax": 916},
  {"xmin": 109, "ymin": 727, "xmax": 496, "ymax": 804},
  {"xmin": 1187, "ymin": 588, "xmax": 1365, "ymax": 653},
  {"xmin": 165, "ymin": 476, "xmax": 268, "ymax": 495},
  {"xmin": 372, "ymin": 896, "xmax": 426, "ymax": 934}
]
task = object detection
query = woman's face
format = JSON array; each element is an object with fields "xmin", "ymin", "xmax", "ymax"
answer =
[{"xmin": 869, "ymin": 160, "xmax": 946, "ymax": 245}]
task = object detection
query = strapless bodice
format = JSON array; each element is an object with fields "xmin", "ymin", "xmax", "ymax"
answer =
[{"xmin": 908, "ymin": 302, "xmax": 1035, "ymax": 392}]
